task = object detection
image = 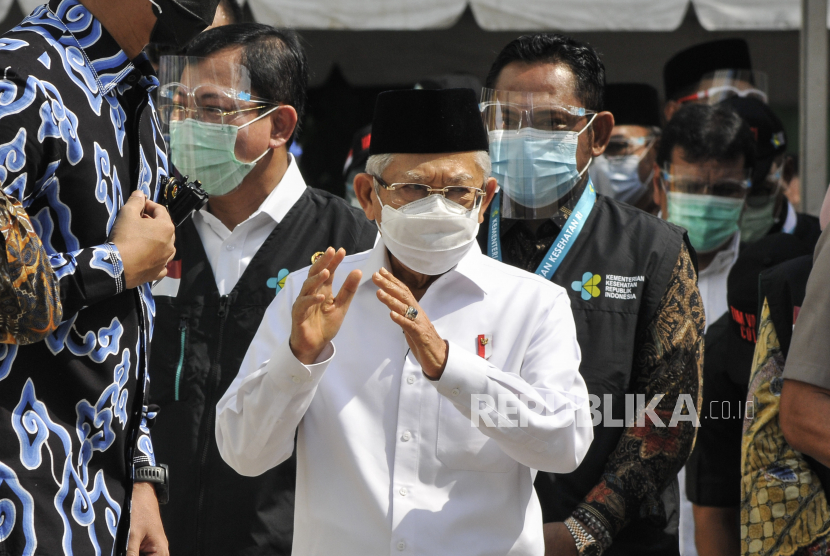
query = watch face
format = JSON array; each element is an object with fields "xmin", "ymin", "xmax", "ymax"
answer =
[{"xmin": 582, "ymin": 544, "xmax": 601, "ymax": 556}]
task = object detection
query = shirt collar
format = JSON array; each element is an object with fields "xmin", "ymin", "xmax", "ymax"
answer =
[
  {"xmin": 357, "ymin": 237, "xmax": 490, "ymax": 295},
  {"xmin": 195, "ymin": 154, "xmax": 308, "ymax": 233},
  {"xmin": 699, "ymin": 231, "xmax": 741, "ymax": 277},
  {"xmin": 782, "ymin": 201, "xmax": 798, "ymax": 234},
  {"xmin": 47, "ymin": 0, "xmax": 140, "ymax": 95},
  {"xmin": 257, "ymin": 154, "xmax": 307, "ymax": 224}
]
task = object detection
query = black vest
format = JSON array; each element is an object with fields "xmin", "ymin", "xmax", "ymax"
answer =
[
  {"xmin": 482, "ymin": 196, "xmax": 689, "ymax": 556},
  {"xmin": 149, "ymin": 188, "xmax": 376, "ymax": 556},
  {"xmin": 759, "ymin": 255, "xmax": 830, "ymax": 494}
]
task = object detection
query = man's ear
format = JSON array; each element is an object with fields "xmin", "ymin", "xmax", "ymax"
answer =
[
  {"xmin": 269, "ymin": 106, "xmax": 299, "ymax": 150},
  {"xmin": 354, "ymin": 173, "xmax": 377, "ymax": 221},
  {"xmin": 652, "ymin": 162, "xmax": 664, "ymax": 210},
  {"xmin": 478, "ymin": 178, "xmax": 499, "ymax": 224},
  {"xmin": 664, "ymin": 101, "xmax": 680, "ymax": 123},
  {"xmin": 590, "ymin": 111, "xmax": 614, "ymax": 157}
]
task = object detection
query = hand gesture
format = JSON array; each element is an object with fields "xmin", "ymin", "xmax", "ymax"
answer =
[
  {"xmin": 373, "ymin": 267, "xmax": 448, "ymax": 379},
  {"xmin": 110, "ymin": 190, "xmax": 176, "ymax": 289},
  {"xmin": 289, "ymin": 247, "xmax": 362, "ymax": 364}
]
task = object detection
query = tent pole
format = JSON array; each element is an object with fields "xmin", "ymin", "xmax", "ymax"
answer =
[{"xmin": 800, "ymin": 0, "xmax": 828, "ymax": 216}]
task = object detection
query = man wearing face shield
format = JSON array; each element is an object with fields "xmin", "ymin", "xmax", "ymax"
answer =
[
  {"xmin": 653, "ymin": 103, "xmax": 756, "ymax": 326},
  {"xmin": 479, "ymin": 34, "xmax": 704, "ymax": 556},
  {"xmin": 589, "ymin": 83, "xmax": 661, "ymax": 214},
  {"xmin": 216, "ymin": 88, "xmax": 594, "ymax": 556},
  {"xmin": 663, "ymin": 38, "xmax": 766, "ymax": 122},
  {"xmin": 722, "ymin": 97, "xmax": 821, "ymax": 247},
  {"xmin": 149, "ymin": 24, "xmax": 377, "ymax": 556},
  {"xmin": 0, "ymin": 0, "xmax": 220, "ymax": 555}
]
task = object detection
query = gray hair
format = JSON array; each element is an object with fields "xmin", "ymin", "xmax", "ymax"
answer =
[{"xmin": 365, "ymin": 151, "xmax": 492, "ymax": 182}]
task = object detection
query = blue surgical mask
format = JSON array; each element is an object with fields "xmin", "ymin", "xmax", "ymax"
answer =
[
  {"xmin": 591, "ymin": 154, "xmax": 654, "ymax": 205},
  {"xmin": 489, "ymin": 116, "xmax": 595, "ymax": 215}
]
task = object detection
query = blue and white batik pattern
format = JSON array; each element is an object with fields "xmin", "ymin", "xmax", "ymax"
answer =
[{"xmin": 0, "ymin": 1, "xmax": 166, "ymax": 554}]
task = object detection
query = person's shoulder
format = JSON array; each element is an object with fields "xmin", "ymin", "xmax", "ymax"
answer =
[
  {"xmin": 472, "ymin": 253, "xmax": 569, "ymax": 300},
  {"xmin": 303, "ymin": 188, "xmax": 373, "ymax": 223},
  {"xmin": 282, "ymin": 248, "xmax": 373, "ymax": 291},
  {"xmin": 0, "ymin": 18, "xmax": 59, "ymax": 58},
  {"xmin": 597, "ymin": 195, "xmax": 683, "ymax": 236}
]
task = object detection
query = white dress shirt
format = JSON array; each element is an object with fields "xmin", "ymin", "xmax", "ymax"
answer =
[
  {"xmin": 216, "ymin": 239, "xmax": 593, "ymax": 556},
  {"xmin": 698, "ymin": 231, "xmax": 741, "ymax": 330},
  {"xmin": 193, "ymin": 154, "xmax": 307, "ymax": 295}
]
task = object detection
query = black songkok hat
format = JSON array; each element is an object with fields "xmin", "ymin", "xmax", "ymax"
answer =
[
  {"xmin": 369, "ymin": 89, "xmax": 489, "ymax": 155},
  {"xmin": 663, "ymin": 39, "xmax": 753, "ymax": 101},
  {"xmin": 604, "ymin": 83, "xmax": 662, "ymax": 129},
  {"xmin": 722, "ymin": 96, "xmax": 786, "ymax": 161}
]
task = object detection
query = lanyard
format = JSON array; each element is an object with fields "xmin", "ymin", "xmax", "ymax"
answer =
[{"xmin": 487, "ymin": 180, "xmax": 597, "ymax": 280}]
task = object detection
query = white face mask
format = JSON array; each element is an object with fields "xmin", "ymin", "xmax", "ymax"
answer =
[
  {"xmin": 591, "ymin": 154, "xmax": 653, "ymax": 205},
  {"xmin": 377, "ymin": 194, "xmax": 481, "ymax": 276}
]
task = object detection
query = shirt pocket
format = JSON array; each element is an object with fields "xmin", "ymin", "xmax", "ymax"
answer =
[{"xmin": 436, "ymin": 395, "xmax": 513, "ymax": 473}]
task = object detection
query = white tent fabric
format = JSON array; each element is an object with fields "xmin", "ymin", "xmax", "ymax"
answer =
[
  {"xmin": 0, "ymin": 0, "xmax": 822, "ymax": 31},
  {"xmin": 244, "ymin": 0, "xmax": 468, "ymax": 30},
  {"xmin": 692, "ymin": 0, "xmax": 802, "ymax": 30},
  {"xmin": 470, "ymin": 0, "xmax": 689, "ymax": 31}
]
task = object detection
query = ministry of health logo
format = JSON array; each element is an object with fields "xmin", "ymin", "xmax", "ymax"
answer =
[{"xmin": 571, "ymin": 272, "xmax": 602, "ymax": 300}]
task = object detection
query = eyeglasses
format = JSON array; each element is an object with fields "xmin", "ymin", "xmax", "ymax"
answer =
[
  {"xmin": 677, "ymin": 85, "xmax": 768, "ymax": 106},
  {"xmin": 480, "ymin": 102, "xmax": 596, "ymax": 132},
  {"xmin": 372, "ymin": 175, "xmax": 485, "ymax": 209},
  {"xmin": 159, "ymin": 83, "xmax": 277, "ymax": 125},
  {"xmin": 604, "ymin": 132, "xmax": 659, "ymax": 159},
  {"xmin": 661, "ymin": 166, "xmax": 751, "ymax": 199}
]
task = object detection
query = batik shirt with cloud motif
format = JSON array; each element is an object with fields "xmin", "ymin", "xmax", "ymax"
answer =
[{"xmin": 0, "ymin": 1, "xmax": 167, "ymax": 555}]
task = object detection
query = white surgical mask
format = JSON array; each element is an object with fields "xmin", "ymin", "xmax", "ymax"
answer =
[
  {"xmin": 377, "ymin": 194, "xmax": 481, "ymax": 276},
  {"xmin": 591, "ymin": 154, "xmax": 654, "ymax": 205}
]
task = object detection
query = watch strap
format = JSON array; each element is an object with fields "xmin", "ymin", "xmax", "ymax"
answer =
[
  {"xmin": 134, "ymin": 464, "xmax": 169, "ymax": 505},
  {"xmin": 564, "ymin": 517, "xmax": 601, "ymax": 556}
]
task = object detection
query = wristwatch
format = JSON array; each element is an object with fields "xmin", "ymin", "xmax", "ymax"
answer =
[
  {"xmin": 135, "ymin": 464, "xmax": 170, "ymax": 505},
  {"xmin": 564, "ymin": 517, "xmax": 602, "ymax": 556}
]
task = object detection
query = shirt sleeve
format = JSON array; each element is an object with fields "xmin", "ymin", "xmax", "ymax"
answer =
[
  {"xmin": 215, "ymin": 271, "xmax": 333, "ymax": 477},
  {"xmin": 431, "ymin": 287, "xmax": 594, "ymax": 473},
  {"xmin": 0, "ymin": 192, "xmax": 62, "ymax": 344},
  {"xmin": 784, "ymin": 226, "xmax": 830, "ymax": 390},
  {"xmin": 0, "ymin": 68, "xmax": 126, "ymax": 318},
  {"xmin": 573, "ymin": 243, "xmax": 704, "ymax": 549}
]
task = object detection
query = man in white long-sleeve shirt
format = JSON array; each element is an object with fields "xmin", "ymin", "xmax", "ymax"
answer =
[{"xmin": 215, "ymin": 88, "xmax": 593, "ymax": 556}]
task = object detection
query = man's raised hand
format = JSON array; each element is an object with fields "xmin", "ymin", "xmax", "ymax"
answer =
[{"xmin": 289, "ymin": 247, "xmax": 362, "ymax": 364}]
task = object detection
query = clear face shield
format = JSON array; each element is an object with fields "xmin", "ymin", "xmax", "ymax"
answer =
[
  {"xmin": 158, "ymin": 56, "xmax": 279, "ymax": 196},
  {"xmin": 480, "ymin": 88, "xmax": 596, "ymax": 220},
  {"xmin": 677, "ymin": 69, "xmax": 769, "ymax": 105}
]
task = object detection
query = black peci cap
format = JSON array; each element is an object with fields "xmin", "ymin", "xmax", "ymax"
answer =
[
  {"xmin": 605, "ymin": 83, "xmax": 662, "ymax": 129},
  {"xmin": 369, "ymin": 88, "xmax": 489, "ymax": 156},
  {"xmin": 722, "ymin": 97, "xmax": 786, "ymax": 161},
  {"xmin": 663, "ymin": 39, "xmax": 752, "ymax": 101}
]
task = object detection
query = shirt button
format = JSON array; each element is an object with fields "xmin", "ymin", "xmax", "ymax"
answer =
[
  {"xmin": 451, "ymin": 388, "xmax": 460, "ymax": 397},
  {"xmin": 226, "ymin": 244, "xmax": 236, "ymax": 251},
  {"xmin": 406, "ymin": 376, "xmax": 415, "ymax": 385},
  {"xmin": 401, "ymin": 431, "xmax": 411, "ymax": 442},
  {"xmin": 397, "ymin": 541, "xmax": 406, "ymax": 551},
  {"xmin": 399, "ymin": 487, "xmax": 407, "ymax": 496},
  {"xmin": 292, "ymin": 376, "xmax": 301, "ymax": 384}
]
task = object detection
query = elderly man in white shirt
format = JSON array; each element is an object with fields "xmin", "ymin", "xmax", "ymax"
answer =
[{"xmin": 216, "ymin": 88, "xmax": 593, "ymax": 556}]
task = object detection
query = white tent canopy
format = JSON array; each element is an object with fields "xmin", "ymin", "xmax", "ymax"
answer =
[
  {"xmin": 245, "ymin": 0, "xmax": 816, "ymax": 31},
  {"xmin": 0, "ymin": 0, "xmax": 816, "ymax": 31}
]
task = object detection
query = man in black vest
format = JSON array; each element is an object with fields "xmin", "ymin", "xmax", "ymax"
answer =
[
  {"xmin": 478, "ymin": 34, "xmax": 704, "ymax": 556},
  {"xmin": 148, "ymin": 24, "xmax": 376, "ymax": 556}
]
